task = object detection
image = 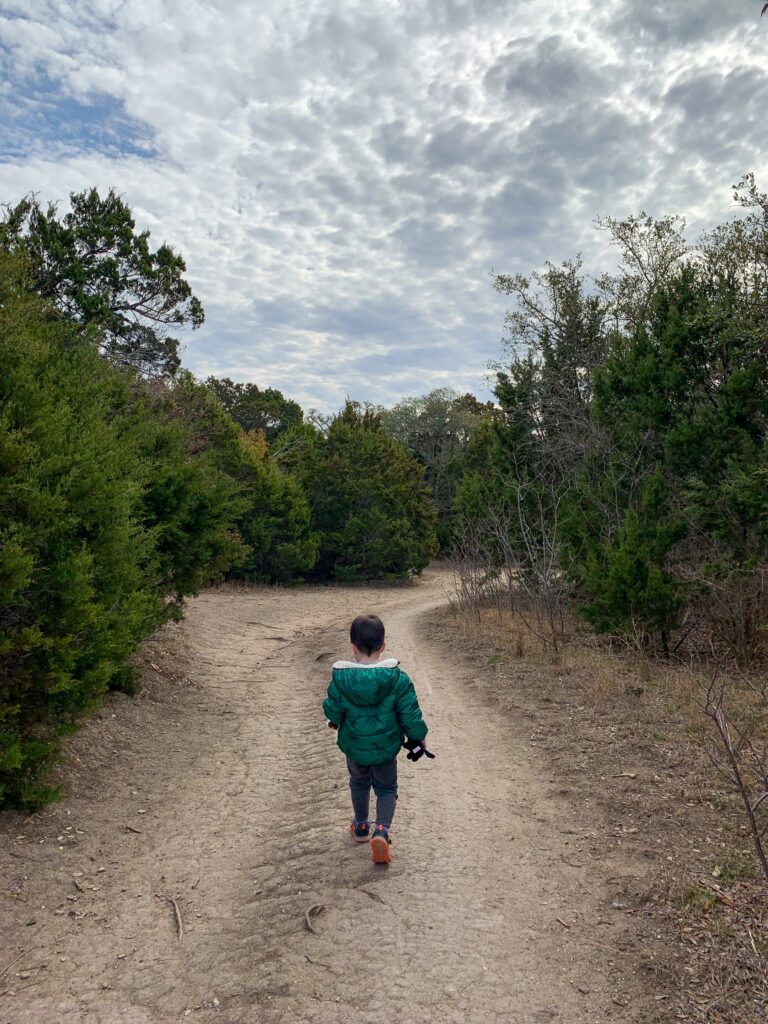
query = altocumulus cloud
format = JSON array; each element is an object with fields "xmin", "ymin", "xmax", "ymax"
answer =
[{"xmin": 0, "ymin": 0, "xmax": 767, "ymax": 409}]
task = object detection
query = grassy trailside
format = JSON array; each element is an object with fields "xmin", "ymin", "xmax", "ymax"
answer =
[{"xmin": 430, "ymin": 601, "xmax": 768, "ymax": 1024}]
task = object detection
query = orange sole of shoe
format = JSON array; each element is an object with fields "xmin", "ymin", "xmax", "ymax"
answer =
[{"xmin": 370, "ymin": 836, "xmax": 392, "ymax": 864}]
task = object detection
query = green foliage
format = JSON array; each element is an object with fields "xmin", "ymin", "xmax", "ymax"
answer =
[
  {"xmin": 583, "ymin": 262, "xmax": 768, "ymax": 650},
  {"xmin": 1, "ymin": 254, "xmax": 155, "ymax": 804},
  {"xmin": 294, "ymin": 402, "xmax": 439, "ymax": 580},
  {"xmin": 140, "ymin": 375, "xmax": 317, "ymax": 585},
  {"xmin": 0, "ymin": 188, "xmax": 204, "ymax": 377},
  {"xmin": 380, "ymin": 388, "xmax": 492, "ymax": 548},
  {"xmin": 465, "ymin": 181, "xmax": 768, "ymax": 656},
  {"xmin": 0, "ymin": 254, "xmax": 241, "ymax": 808},
  {"xmin": 0, "ymin": 188, "xmax": 442, "ymax": 810},
  {"xmin": 575, "ymin": 493, "xmax": 685, "ymax": 649},
  {"xmin": 205, "ymin": 376, "xmax": 303, "ymax": 443},
  {"xmin": 225, "ymin": 431, "xmax": 318, "ymax": 584},
  {"xmin": 234, "ymin": 456, "xmax": 319, "ymax": 583},
  {"xmin": 135, "ymin": 376, "xmax": 247, "ymax": 603}
]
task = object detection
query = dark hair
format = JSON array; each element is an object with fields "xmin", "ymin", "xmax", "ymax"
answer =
[{"xmin": 350, "ymin": 614, "xmax": 385, "ymax": 655}]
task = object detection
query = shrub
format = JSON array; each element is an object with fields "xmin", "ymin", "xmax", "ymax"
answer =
[
  {"xmin": 293, "ymin": 402, "xmax": 438, "ymax": 581},
  {"xmin": 0, "ymin": 256, "xmax": 244, "ymax": 807}
]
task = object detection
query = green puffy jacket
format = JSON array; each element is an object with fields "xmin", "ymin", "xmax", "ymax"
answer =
[{"xmin": 323, "ymin": 658, "xmax": 428, "ymax": 765}]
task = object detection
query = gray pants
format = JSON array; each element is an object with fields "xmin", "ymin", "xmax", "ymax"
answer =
[{"xmin": 346, "ymin": 757, "xmax": 398, "ymax": 829}]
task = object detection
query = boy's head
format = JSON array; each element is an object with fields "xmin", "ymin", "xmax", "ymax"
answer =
[{"xmin": 350, "ymin": 614, "xmax": 385, "ymax": 657}]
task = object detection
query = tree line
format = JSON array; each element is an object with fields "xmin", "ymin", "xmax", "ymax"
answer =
[
  {"xmin": 4, "ymin": 175, "xmax": 767, "ymax": 810},
  {"xmin": 0, "ymin": 189, "xmax": 438, "ymax": 808},
  {"xmin": 449, "ymin": 175, "xmax": 768, "ymax": 670}
]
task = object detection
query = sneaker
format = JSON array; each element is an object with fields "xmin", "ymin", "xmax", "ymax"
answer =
[
  {"xmin": 350, "ymin": 819, "xmax": 371, "ymax": 843},
  {"xmin": 370, "ymin": 823, "xmax": 392, "ymax": 864}
]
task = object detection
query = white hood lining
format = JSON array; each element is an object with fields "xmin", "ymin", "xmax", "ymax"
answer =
[{"xmin": 332, "ymin": 658, "xmax": 400, "ymax": 670}]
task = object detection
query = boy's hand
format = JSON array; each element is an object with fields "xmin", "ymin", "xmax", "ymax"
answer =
[
  {"xmin": 403, "ymin": 737, "xmax": 435, "ymax": 762},
  {"xmin": 327, "ymin": 721, "xmax": 338, "ymax": 730}
]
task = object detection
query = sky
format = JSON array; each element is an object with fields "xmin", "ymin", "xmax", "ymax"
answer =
[{"xmin": 1, "ymin": 1, "xmax": 767, "ymax": 411}]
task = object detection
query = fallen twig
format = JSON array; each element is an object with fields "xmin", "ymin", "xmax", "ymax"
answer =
[
  {"xmin": 304, "ymin": 903, "xmax": 325, "ymax": 935},
  {"xmin": 0, "ymin": 978, "xmax": 43, "ymax": 996},
  {"xmin": 697, "ymin": 879, "xmax": 735, "ymax": 907},
  {"xmin": 156, "ymin": 894, "xmax": 184, "ymax": 939},
  {"xmin": 556, "ymin": 916, "xmax": 571, "ymax": 929},
  {"xmin": 170, "ymin": 897, "xmax": 184, "ymax": 940},
  {"xmin": 612, "ymin": 772, "xmax": 637, "ymax": 780},
  {"xmin": 0, "ymin": 948, "xmax": 32, "ymax": 979},
  {"xmin": 304, "ymin": 954, "xmax": 332, "ymax": 970},
  {"xmin": 124, "ymin": 825, "xmax": 142, "ymax": 834},
  {"xmin": 245, "ymin": 620, "xmax": 280, "ymax": 629},
  {"xmin": 359, "ymin": 888, "xmax": 387, "ymax": 905}
]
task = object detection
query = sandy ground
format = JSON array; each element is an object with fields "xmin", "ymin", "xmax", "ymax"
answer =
[{"xmin": 1, "ymin": 568, "xmax": 654, "ymax": 1023}]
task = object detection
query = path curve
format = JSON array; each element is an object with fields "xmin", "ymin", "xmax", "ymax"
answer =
[{"xmin": 1, "ymin": 569, "xmax": 638, "ymax": 1023}]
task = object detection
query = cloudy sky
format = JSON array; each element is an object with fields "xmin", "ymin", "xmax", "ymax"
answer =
[{"xmin": 1, "ymin": 1, "xmax": 767, "ymax": 410}]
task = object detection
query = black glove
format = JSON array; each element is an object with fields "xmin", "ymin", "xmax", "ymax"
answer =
[{"xmin": 403, "ymin": 737, "xmax": 435, "ymax": 762}]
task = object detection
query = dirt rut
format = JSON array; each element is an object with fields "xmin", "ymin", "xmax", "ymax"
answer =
[{"xmin": 1, "ymin": 571, "xmax": 648, "ymax": 1023}]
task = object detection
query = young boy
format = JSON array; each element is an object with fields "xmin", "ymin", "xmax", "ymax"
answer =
[{"xmin": 323, "ymin": 614, "xmax": 430, "ymax": 864}]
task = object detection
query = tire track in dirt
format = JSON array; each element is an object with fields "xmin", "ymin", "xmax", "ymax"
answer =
[{"xmin": 1, "ymin": 571, "xmax": 650, "ymax": 1023}]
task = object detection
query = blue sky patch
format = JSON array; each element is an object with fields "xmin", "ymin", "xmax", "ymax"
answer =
[{"xmin": 0, "ymin": 66, "xmax": 155, "ymax": 162}]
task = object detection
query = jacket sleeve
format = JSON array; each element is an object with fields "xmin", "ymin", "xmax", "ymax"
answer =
[
  {"xmin": 323, "ymin": 677, "xmax": 344, "ymax": 726},
  {"xmin": 395, "ymin": 671, "xmax": 428, "ymax": 741}
]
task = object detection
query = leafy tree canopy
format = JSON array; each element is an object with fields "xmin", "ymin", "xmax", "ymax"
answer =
[
  {"xmin": 294, "ymin": 401, "xmax": 439, "ymax": 580},
  {"xmin": 380, "ymin": 388, "xmax": 494, "ymax": 547},
  {"xmin": 380, "ymin": 388, "xmax": 490, "ymax": 467},
  {"xmin": 205, "ymin": 376, "xmax": 304, "ymax": 443},
  {"xmin": 0, "ymin": 188, "xmax": 204, "ymax": 377},
  {"xmin": 467, "ymin": 174, "xmax": 768, "ymax": 657}
]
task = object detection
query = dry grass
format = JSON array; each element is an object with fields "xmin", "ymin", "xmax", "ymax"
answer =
[{"xmin": 431, "ymin": 601, "xmax": 768, "ymax": 1024}]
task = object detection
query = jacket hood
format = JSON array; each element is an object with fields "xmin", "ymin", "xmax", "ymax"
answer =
[{"xmin": 331, "ymin": 658, "xmax": 401, "ymax": 706}]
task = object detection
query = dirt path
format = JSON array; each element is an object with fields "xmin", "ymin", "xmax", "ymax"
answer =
[{"xmin": 1, "ymin": 570, "xmax": 650, "ymax": 1023}]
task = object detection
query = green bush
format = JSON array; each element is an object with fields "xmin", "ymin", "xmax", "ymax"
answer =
[
  {"xmin": 156, "ymin": 374, "xmax": 318, "ymax": 584},
  {"xmin": 231, "ymin": 453, "xmax": 319, "ymax": 583},
  {"xmin": 291, "ymin": 403, "xmax": 438, "ymax": 581},
  {"xmin": 0, "ymin": 255, "xmax": 245, "ymax": 808}
]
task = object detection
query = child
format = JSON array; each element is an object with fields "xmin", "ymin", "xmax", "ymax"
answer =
[{"xmin": 323, "ymin": 614, "xmax": 430, "ymax": 864}]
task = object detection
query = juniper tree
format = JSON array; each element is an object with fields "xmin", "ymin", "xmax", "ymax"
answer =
[{"xmin": 0, "ymin": 188, "xmax": 204, "ymax": 377}]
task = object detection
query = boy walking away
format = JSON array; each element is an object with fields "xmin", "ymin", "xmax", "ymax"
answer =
[{"xmin": 323, "ymin": 614, "xmax": 432, "ymax": 865}]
